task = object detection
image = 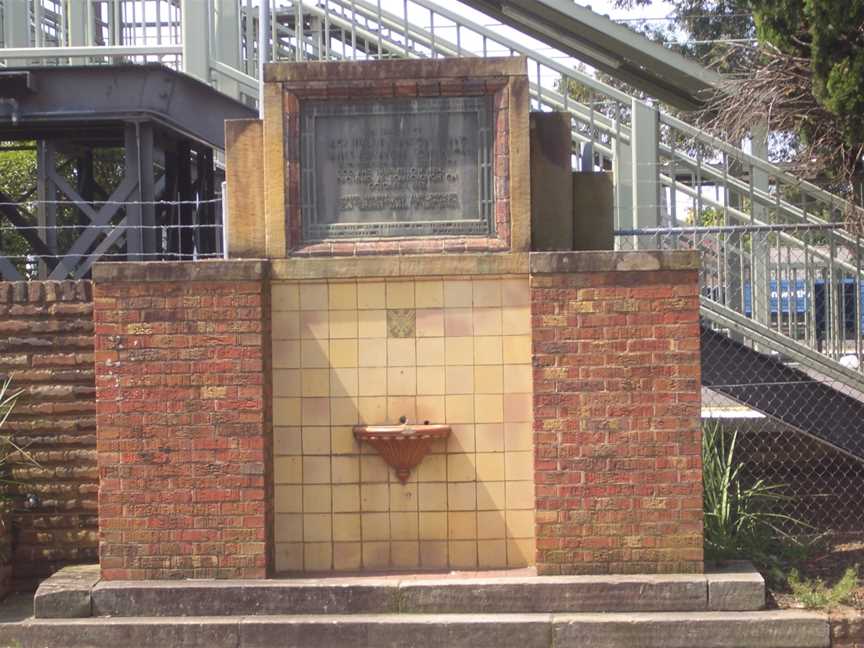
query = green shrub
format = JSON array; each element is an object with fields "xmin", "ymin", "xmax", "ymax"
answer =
[
  {"xmin": 788, "ymin": 566, "xmax": 858, "ymax": 609},
  {"xmin": 702, "ymin": 420, "xmax": 805, "ymax": 563}
]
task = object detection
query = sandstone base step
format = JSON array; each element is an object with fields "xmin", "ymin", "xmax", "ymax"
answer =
[
  {"xmin": 0, "ymin": 611, "xmax": 829, "ymax": 648},
  {"xmin": 37, "ymin": 563, "xmax": 765, "ymax": 618}
]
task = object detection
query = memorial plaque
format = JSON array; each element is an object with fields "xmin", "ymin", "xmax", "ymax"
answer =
[{"xmin": 300, "ymin": 97, "xmax": 494, "ymax": 240}]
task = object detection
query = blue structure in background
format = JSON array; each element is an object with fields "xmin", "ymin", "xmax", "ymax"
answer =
[{"xmin": 734, "ymin": 279, "xmax": 864, "ymax": 337}]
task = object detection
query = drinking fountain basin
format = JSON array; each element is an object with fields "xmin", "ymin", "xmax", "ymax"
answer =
[{"xmin": 353, "ymin": 423, "xmax": 450, "ymax": 483}]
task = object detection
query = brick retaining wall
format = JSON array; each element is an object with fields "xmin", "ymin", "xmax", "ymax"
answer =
[
  {"xmin": 0, "ymin": 281, "xmax": 98, "ymax": 591},
  {"xmin": 530, "ymin": 252, "xmax": 703, "ymax": 574}
]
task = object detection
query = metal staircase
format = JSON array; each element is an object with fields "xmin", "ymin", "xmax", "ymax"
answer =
[{"xmin": 3, "ymin": 0, "xmax": 864, "ymax": 398}]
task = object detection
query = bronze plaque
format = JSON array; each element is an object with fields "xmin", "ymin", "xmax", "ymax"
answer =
[{"xmin": 300, "ymin": 97, "xmax": 494, "ymax": 240}]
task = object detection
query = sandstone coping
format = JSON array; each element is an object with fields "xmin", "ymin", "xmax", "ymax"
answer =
[
  {"xmin": 529, "ymin": 250, "xmax": 700, "ymax": 274},
  {"xmin": 92, "ymin": 259, "xmax": 269, "ymax": 283},
  {"xmin": 264, "ymin": 56, "xmax": 527, "ymax": 83}
]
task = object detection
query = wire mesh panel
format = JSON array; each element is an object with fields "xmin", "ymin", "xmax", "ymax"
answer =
[{"xmin": 619, "ymin": 227, "xmax": 864, "ymax": 536}]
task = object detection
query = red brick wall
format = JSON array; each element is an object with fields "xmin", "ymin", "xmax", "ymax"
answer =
[
  {"xmin": 93, "ymin": 261, "xmax": 273, "ymax": 580},
  {"xmin": 0, "ymin": 281, "xmax": 97, "ymax": 591},
  {"xmin": 530, "ymin": 252, "xmax": 703, "ymax": 575}
]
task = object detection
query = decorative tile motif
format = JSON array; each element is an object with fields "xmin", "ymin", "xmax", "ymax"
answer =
[{"xmin": 387, "ymin": 309, "xmax": 416, "ymax": 338}]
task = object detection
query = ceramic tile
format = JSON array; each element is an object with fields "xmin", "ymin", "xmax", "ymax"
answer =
[
  {"xmin": 478, "ymin": 539, "xmax": 508, "ymax": 568},
  {"xmin": 274, "ymin": 426, "xmax": 302, "ymax": 456},
  {"xmin": 357, "ymin": 282, "xmax": 386, "ymax": 309},
  {"xmin": 302, "ymin": 456, "xmax": 331, "ymax": 484},
  {"xmin": 358, "ymin": 397, "xmax": 387, "ymax": 425},
  {"xmin": 502, "ymin": 364, "xmax": 532, "ymax": 394},
  {"xmin": 300, "ymin": 339, "xmax": 328, "ymax": 368},
  {"xmin": 387, "ymin": 309, "xmax": 416, "ymax": 338},
  {"xmin": 391, "ymin": 541, "xmax": 420, "ymax": 568},
  {"xmin": 299, "ymin": 283, "xmax": 328, "ymax": 311},
  {"xmin": 475, "ymin": 423, "xmax": 505, "ymax": 453},
  {"xmin": 389, "ymin": 482, "xmax": 419, "ymax": 511},
  {"xmin": 446, "ymin": 453, "xmax": 476, "ymax": 482},
  {"xmin": 362, "ymin": 541, "xmax": 390, "ymax": 568},
  {"xmin": 447, "ymin": 512, "xmax": 477, "ymax": 540},
  {"xmin": 361, "ymin": 513, "xmax": 390, "ymax": 541},
  {"xmin": 506, "ymin": 481, "xmax": 535, "ymax": 510},
  {"xmin": 330, "ymin": 397, "xmax": 360, "ymax": 426},
  {"xmin": 473, "ymin": 308, "xmax": 502, "ymax": 336},
  {"xmin": 274, "ymin": 485, "xmax": 302, "ymax": 514},
  {"xmin": 274, "ymin": 514, "xmax": 302, "ymax": 543},
  {"xmin": 272, "ymin": 283, "xmax": 300, "ymax": 311},
  {"xmin": 415, "ymin": 280, "xmax": 444, "ymax": 308},
  {"xmin": 415, "ymin": 309, "xmax": 444, "ymax": 337},
  {"xmin": 358, "ymin": 368, "xmax": 387, "ymax": 396},
  {"xmin": 274, "ymin": 456, "xmax": 302, "ymax": 484},
  {"xmin": 447, "ymin": 482, "xmax": 476, "ymax": 511},
  {"xmin": 333, "ymin": 513, "xmax": 361, "ymax": 541},
  {"xmin": 329, "ymin": 282, "xmax": 357, "ymax": 310},
  {"xmin": 417, "ymin": 454, "xmax": 446, "ymax": 482},
  {"xmin": 329, "ymin": 310, "xmax": 358, "ymax": 339},
  {"xmin": 303, "ymin": 514, "xmax": 331, "ymax": 542},
  {"xmin": 301, "ymin": 426, "xmax": 330, "ymax": 455},
  {"xmin": 386, "ymin": 281, "xmax": 415, "ymax": 308},
  {"xmin": 333, "ymin": 542, "xmax": 362, "ymax": 571},
  {"xmin": 419, "ymin": 541, "xmax": 448, "ymax": 568},
  {"xmin": 387, "ymin": 338, "xmax": 416, "ymax": 367},
  {"xmin": 332, "ymin": 456, "xmax": 360, "ymax": 484},
  {"xmin": 474, "ymin": 393, "xmax": 504, "ymax": 424},
  {"xmin": 446, "ymin": 424, "xmax": 476, "ymax": 453},
  {"xmin": 387, "ymin": 367, "xmax": 417, "ymax": 396},
  {"xmin": 273, "ymin": 398, "xmax": 301, "ymax": 426},
  {"xmin": 476, "ymin": 453, "xmax": 506, "ymax": 481},
  {"xmin": 418, "ymin": 483, "xmax": 447, "ymax": 512},
  {"xmin": 302, "ymin": 369, "xmax": 330, "ymax": 398},
  {"xmin": 502, "ymin": 306, "xmax": 531, "ymax": 335},
  {"xmin": 416, "ymin": 338, "xmax": 445, "ymax": 366},
  {"xmin": 329, "ymin": 339, "xmax": 358, "ymax": 368},
  {"xmin": 444, "ymin": 337, "xmax": 473, "ymax": 366},
  {"xmin": 505, "ymin": 451, "xmax": 534, "ymax": 481},
  {"xmin": 473, "ymin": 336, "xmax": 503, "ymax": 366},
  {"xmin": 301, "ymin": 398, "xmax": 330, "ymax": 426},
  {"xmin": 387, "ymin": 396, "xmax": 417, "ymax": 424},
  {"xmin": 506, "ymin": 510, "xmax": 535, "ymax": 538},
  {"xmin": 330, "ymin": 368, "xmax": 359, "ymax": 397},
  {"xmin": 474, "ymin": 365, "xmax": 503, "ymax": 394},
  {"xmin": 275, "ymin": 542, "xmax": 303, "ymax": 572},
  {"xmin": 332, "ymin": 484, "xmax": 360, "ymax": 512},
  {"xmin": 507, "ymin": 538, "xmax": 534, "ymax": 568},
  {"xmin": 444, "ymin": 366, "xmax": 474, "ymax": 395},
  {"xmin": 300, "ymin": 311, "xmax": 329, "ymax": 340},
  {"xmin": 445, "ymin": 394, "xmax": 474, "ymax": 424},
  {"xmin": 416, "ymin": 367, "xmax": 445, "ymax": 395},
  {"xmin": 303, "ymin": 485, "xmax": 332, "ymax": 513},
  {"xmin": 502, "ymin": 335, "xmax": 532, "ymax": 364},
  {"xmin": 331, "ymin": 426, "xmax": 360, "ymax": 455},
  {"xmin": 477, "ymin": 511, "xmax": 506, "ymax": 540},
  {"xmin": 304, "ymin": 542, "xmax": 332, "ymax": 570},
  {"xmin": 273, "ymin": 370, "xmax": 301, "ymax": 398},
  {"xmin": 501, "ymin": 279, "xmax": 530, "ymax": 307},
  {"xmin": 272, "ymin": 311, "xmax": 300, "ymax": 340},
  {"xmin": 504, "ymin": 422, "xmax": 533, "ymax": 452},
  {"xmin": 444, "ymin": 308, "xmax": 473, "ymax": 337},
  {"xmin": 358, "ymin": 338, "xmax": 387, "ymax": 367},
  {"xmin": 415, "ymin": 395, "xmax": 445, "ymax": 424},
  {"xmin": 473, "ymin": 279, "xmax": 502, "ymax": 307},
  {"xmin": 503, "ymin": 392, "xmax": 532, "ymax": 423},
  {"xmin": 419, "ymin": 512, "xmax": 448, "ymax": 539},
  {"xmin": 476, "ymin": 481, "xmax": 506, "ymax": 511},
  {"xmin": 358, "ymin": 310, "xmax": 387, "ymax": 338},
  {"xmin": 443, "ymin": 280, "xmax": 473, "ymax": 308},
  {"xmin": 360, "ymin": 483, "xmax": 389, "ymax": 511},
  {"xmin": 390, "ymin": 512, "xmax": 419, "ymax": 540},
  {"xmin": 272, "ymin": 340, "xmax": 300, "ymax": 369}
]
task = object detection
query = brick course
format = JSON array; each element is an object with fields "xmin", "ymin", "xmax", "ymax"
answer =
[
  {"xmin": 530, "ymin": 252, "xmax": 703, "ymax": 574},
  {"xmin": 93, "ymin": 261, "xmax": 273, "ymax": 579},
  {"xmin": 0, "ymin": 281, "xmax": 98, "ymax": 591}
]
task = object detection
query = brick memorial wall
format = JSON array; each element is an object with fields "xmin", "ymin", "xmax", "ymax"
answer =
[
  {"xmin": 93, "ymin": 261, "xmax": 273, "ymax": 580},
  {"xmin": 0, "ymin": 281, "xmax": 98, "ymax": 591},
  {"xmin": 530, "ymin": 251, "xmax": 704, "ymax": 574}
]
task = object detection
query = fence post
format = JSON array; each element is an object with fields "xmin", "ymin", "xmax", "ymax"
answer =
[
  {"xmin": 181, "ymin": 0, "xmax": 211, "ymax": 83},
  {"xmin": 631, "ymin": 98, "xmax": 661, "ymax": 240},
  {"xmin": 213, "ymin": 0, "xmax": 242, "ymax": 100},
  {"xmin": 751, "ymin": 122, "xmax": 772, "ymax": 330}
]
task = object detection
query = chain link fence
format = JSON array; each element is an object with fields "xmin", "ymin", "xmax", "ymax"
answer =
[{"xmin": 618, "ymin": 226, "xmax": 864, "ymax": 537}]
